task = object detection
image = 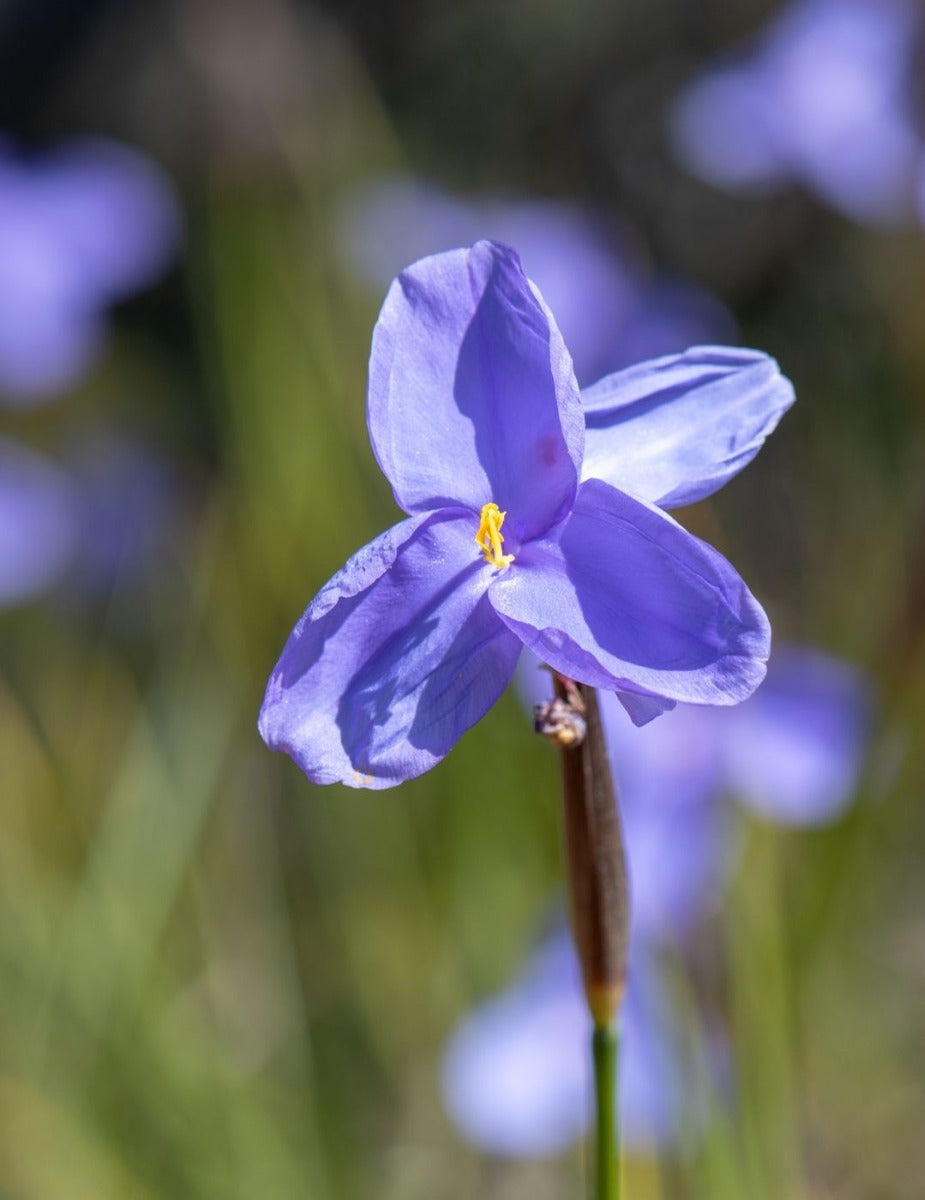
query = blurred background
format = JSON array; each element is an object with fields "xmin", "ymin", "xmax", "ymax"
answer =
[{"xmin": 1, "ymin": 0, "xmax": 923, "ymax": 1196}]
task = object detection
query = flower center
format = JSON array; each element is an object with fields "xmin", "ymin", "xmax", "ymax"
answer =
[{"xmin": 474, "ymin": 502, "xmax": 515, "ymax": 571}]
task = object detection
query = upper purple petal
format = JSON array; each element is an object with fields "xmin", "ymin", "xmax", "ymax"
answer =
[
  {"xmin": 489, "ymin": 478, "xmax": 770, "ymax": 714},
  {"xmin": 367, "ymin": 241, "xmax": 583, "ymax": 539},
  {"xmin": 581, "ymin": 346, "xmax": 795, "ymax": 508},
  {"xmin": 259, "ymin": 510, "xmax": 522, "ymax": 788}
]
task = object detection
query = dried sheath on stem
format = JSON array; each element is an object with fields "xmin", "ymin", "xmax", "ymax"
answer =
[{"xmin": 538, "ymin": 676, "xmax": 630, "ymax": 1029}]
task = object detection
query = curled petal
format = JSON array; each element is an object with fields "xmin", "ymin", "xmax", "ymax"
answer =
[
  {"xmin": 581, "ymin": 347, "xmax": 795, "ymax": 508},
  {"xmin": 489, "ymin": 479, "xmax": 770, "ymax": 718},
  {"xmin": 367, "ymin": 240, "xmax": 583, "ymax": 539},
  {"xmin": 259, "ymin": 511, "xmax": 522, "ymax": 788}
]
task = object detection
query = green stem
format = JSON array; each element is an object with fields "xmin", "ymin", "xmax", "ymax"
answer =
[{"xmin": 592, "ymin": 1022, "xmax": 620, "ymax": 1200}]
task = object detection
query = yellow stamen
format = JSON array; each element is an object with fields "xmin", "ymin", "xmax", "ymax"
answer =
[{"xmin": 475, "ymin": 502, "xmax": 515, "ymax": 570}]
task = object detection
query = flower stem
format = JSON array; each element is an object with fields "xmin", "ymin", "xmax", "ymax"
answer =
[
  {"xmin": 536, "ymin": 677, "xmax": 628, "ymax": 1199},
  {"xmin": 593, "ymin": 1021, "xmax": 620, "ymax": 1200}
]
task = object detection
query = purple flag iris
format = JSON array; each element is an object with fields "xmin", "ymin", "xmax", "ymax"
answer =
[
  {"xmin": 442, "ymin": 646, "xmax": 870, "ymax": 1155},
  {"xmin": 338, "ymin": 175, "xmax": 735, "ymax": 384},
  {"xmin": 0, "ymin": 136, "xmax": 181, "ymax": 403},
  {"xmin": 669, "ymin": 0, "xmax": 922, "ymax": 226},
  {"xmin": 260, "ymin": 241, "xmax": 794, "ymax": 788}
]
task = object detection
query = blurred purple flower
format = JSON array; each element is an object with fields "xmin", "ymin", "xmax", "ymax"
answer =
[
  {"xmin": 669, "ymin": 0, "xmax": 922, "ymax": 226},
  {"xmin": 338, "ymin": 174, "xmax": 735, "ymax": 384},
  {"xmin": 0, "ymin": 136, "xmax": 182, "ymax": 403},
  {"xmin": 443, "ymin": 932, "xmax": 710, "ymax": 1155},
  {"xmin": 720, "ymin": 645, "xmax": 871, "ymax": 825},
  {"xmin": 63, "ymin": 432, "xmax": 181, "ymax": 599},
  {"xmin": 0, "ymin": 438, "xmax": 79, "ymax": 607},
  {"xmin": 261, "ymin": 241, "xmax": 791, "ymax": 788}
]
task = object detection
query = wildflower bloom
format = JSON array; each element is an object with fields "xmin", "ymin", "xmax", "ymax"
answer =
[
  {"xmin": 669, "ymin": 0, "xmax": 922, "ymax": 226},
  {"xmin": 0, "ymin": 136, "xmax": 181, "ymax": 403},
  {"xmin": 260, "ymin": 241, "xmax": 793, "ymax": 788}
]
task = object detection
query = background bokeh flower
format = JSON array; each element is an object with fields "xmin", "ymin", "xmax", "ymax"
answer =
[
  {"xmin": 0, "ymin": 438, "xmax": 78, "ymax": 607},
  {"xmin": 0, "ymin": 136, "xmax": 181, "ymax": 403},
  {"xmin": 669, "ymin": 0, "xmax": 923, "ymax": 227}
]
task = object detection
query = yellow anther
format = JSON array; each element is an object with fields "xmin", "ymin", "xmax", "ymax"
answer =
[{"xmin": 475, "ymin": 502, "xmax": 515, "ymax": 570}]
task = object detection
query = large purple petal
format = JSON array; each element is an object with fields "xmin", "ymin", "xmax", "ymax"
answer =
[
  {"xmin": 581, "ymin": 347, "xmax": 795, "ymax": 508},
  {"xmin": 367, "ymin": 241, "xmax": 583, "ymax": 539},
  {"xmin": 260, "ymin": 510, "xmax": 522, "ymax": 789},
  {"xmin": 720, "ymin": 645, "xmax": 871, "ymax": 825},
  {"xmin": 489, "ymin": 479, "xmax": 770, "ymax": 716}
]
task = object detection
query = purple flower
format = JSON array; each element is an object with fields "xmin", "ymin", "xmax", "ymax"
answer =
[
  {"xmin": 63, "ymin": 432, "xmax": 181, "ymax": 600},
  {"xmin": 338, "ymin": 175, "xmax": 735, "ymax": 384},
  {"xmin": 0, "ymin": 136, "xmax": 182, "ymax": 403},
  {"xmin": 0, "ymin": 438, "xmax": 79, "ymax": 607},
  {"xmin": 442, "ymin": 932, "xmax": 710, "ymax": 1155},
  {"xmin": 669, "ymin": 0, "xmax": 922, "ymax": 226},
  {"xmin": 260, "ymin": 241, "xmax": 793, "ymax": 788},
  {"xmin": 719, "ymin": 645, "xmax": 871, "ymax": 825}
]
